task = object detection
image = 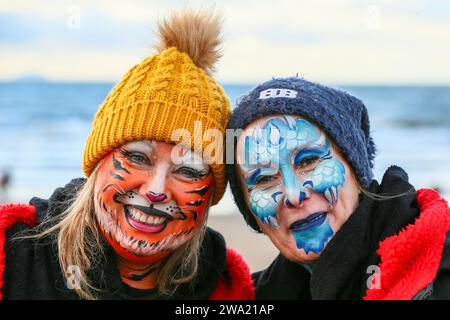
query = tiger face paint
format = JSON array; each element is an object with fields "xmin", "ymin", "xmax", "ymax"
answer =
[
  {"xmin": 93, "ymin": 140, "xmax": 213, "ymax": 285},
  {"xmin": 236, "ymin": 115, "xmax": 360, "ymax": 263}
]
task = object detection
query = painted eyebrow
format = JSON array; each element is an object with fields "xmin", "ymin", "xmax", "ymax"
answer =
[
  {"xmin": 244, "ymin": 168, "xmax": 261, "ymax": 185},
  {"xmin": 239, "ymin": 163, "xmax": 262, "ymax": 178},
  {"xmin": 291, "ymin": 140, "xmax": 330, "ymax": 165},
  {"xmin": 243, "ymin": 166, "xmax": 279, "ymax": 185}
]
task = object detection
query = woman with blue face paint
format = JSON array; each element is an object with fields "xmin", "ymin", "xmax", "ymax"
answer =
[{"xmin": 226, "ymin": 77, "xmax": 450, "ymax": 300}]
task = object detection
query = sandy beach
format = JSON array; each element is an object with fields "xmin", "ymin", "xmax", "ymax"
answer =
[{"xmin": 207, "ymin": 213, "xmax": 279, "ymax": 273}]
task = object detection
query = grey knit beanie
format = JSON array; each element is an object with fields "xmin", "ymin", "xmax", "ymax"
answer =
[{"xmin": 226, "ymin": 77, "xmax": 376, "ymax": 232}]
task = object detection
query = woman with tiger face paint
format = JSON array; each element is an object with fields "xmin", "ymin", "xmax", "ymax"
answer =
[{"xmin": 0, "ymin": 11, "xmax": 254, "ymax": 300}]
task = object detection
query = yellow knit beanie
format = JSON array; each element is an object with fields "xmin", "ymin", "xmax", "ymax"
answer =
[{"xmin": 82, "ymin": 11, "xmax": 231, "ymax": 205}]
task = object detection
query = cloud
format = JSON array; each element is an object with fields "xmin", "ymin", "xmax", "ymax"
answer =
[{"xmin": 0, "ymin": 0, "xmax": 449, "ymax": 83}]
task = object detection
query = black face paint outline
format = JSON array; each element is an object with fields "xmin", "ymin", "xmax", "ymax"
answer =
[
  {"xmin": 185, "ymin": 184, "xmax": 210, "ymax": 196},
  {"xmin": 113, "ymin": 155, "xmax": 131, "ymax": 174},
  {"xmin": 188, "ymin": 210, "xmax": 198, "ymax": 222},
  {"xmin": 121, "ymin": 260, "xmax": 161, "ymax": 281},
  {"xmin": 110, "ymin": 171, "xmax": 125, "ymax": 181},
  {"xmin": 122, "ymin": 266, "xmax": 158, "ymax": 282},
  {"xmin": 186, "ymin": 199, "xmax": 203, "ymax": 207}
]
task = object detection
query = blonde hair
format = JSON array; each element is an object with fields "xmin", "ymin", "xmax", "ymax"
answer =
[{"xmin": 22, "ymin": 165, "xmax": 209, "ymax": 300}]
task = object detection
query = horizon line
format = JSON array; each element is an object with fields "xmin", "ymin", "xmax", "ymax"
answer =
[{"xmin": 2, "ymin": 78, "xmax": 450, "ymax": 88}]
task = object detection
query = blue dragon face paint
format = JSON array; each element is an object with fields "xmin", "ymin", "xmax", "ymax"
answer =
[{"xmin": 239, "ymin": 115, "xmax": 346, "ymax": 254}]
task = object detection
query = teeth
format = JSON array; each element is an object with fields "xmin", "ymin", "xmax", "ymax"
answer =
[
  {"xmin": 129, "ymin": 209, "xmax": 139, "ymax": 220},
  {"xmin": 129, "ymin": 208, "xmax": 166, "ymax": 226},
  {"xmin": 134, "ymin": 211, "xmax": 142, "ymax": 220},
  {"xmin": 154, "ymin": 216, "xmax": 164, "ymax": 224}
]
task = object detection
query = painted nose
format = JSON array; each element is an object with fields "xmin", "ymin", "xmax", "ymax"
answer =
[
  {"xmin": 145, "ymin": 191, "xmax": 167, "ymax": 203},
  {"xmin": 284, "ymin": 190, "xmax": 309, "ymax": 208}
]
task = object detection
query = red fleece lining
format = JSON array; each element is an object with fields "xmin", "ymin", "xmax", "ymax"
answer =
[
  {"xmin": 209, "ymin": 248, "xmax": 255, "ymax": 300},
  {"xmin": 0, "ymin": 203, "xmax": 37, "ymax": 300},
  {"xmin": 364, "ymin": 189, "xmax": 450, "ymax": 300}
]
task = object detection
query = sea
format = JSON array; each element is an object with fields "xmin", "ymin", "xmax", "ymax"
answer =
[{"xmin": 0, "ymin": 82, "xmax": 449, "ymax": 214}]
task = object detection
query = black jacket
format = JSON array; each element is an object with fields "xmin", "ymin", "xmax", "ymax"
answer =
[{"xmin": 253, "ymin": 166, "xmax": 450, "ymax": 300}]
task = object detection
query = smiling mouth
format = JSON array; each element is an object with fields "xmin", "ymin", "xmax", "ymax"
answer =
[
  {"xmin": 289, "ymin": 212, "xmax": 327, "ymax": 232},
  {"xmin": 124, "ymin": 205, "xmax": 174, "ymax": 234}
]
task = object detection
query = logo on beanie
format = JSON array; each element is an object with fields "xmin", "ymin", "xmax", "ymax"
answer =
[{"xmin": 259, "ymin": 88, "xmax": 298, "ymax": 100}]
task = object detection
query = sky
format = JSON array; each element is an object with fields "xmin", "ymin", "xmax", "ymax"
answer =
[{"xmin": 1, "ymin": 0, "xmax": 450, "ymax": 84}]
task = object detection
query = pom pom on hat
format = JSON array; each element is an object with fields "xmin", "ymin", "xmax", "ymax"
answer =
[{"xmin": 154, "ymin": 10, "xmax": 223, "ymax": 74}]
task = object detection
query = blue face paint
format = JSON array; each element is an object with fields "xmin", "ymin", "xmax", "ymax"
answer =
[
  {"xmin": 291, "ymin": 217, "xmax": 334, "ymax": 254},
  {"xmin": 240, "ymin": 116, "xmax": 346, "ymax": 254},
  {"xmin": 245, "ymin": 166, "xmax": 281, "ymax": 226}
]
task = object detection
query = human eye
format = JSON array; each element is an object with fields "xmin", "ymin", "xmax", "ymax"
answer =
[
  {"xmin": 174, "ymin": 166, "xmax": 209, "ymax": 180},
  {"xmin": 294, "ymin": 155, "xmax": 321, "ymax": 176},
  {"xmin": 297, "ymin": 156, "xmax": 320, "ymax": 170},
  {"xmin": 119, "ymin": 148, "xmax": 150, "ymax": 165},
  {"xmin": 255, "ymin": 175, "xmax": 277, "ymax": 185}
]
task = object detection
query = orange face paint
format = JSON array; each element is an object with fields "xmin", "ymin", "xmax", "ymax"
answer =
[{"xmin": 93, "ymin": 140, "xmax": 214, "ymax": 266}]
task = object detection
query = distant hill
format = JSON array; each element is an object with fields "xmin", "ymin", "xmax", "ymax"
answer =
[{"xmin": 14, "ymin": 74, "xmax": 48, "ymax": 83}]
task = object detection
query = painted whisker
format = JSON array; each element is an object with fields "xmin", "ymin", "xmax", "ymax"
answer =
[{"xmin": 111, "ymin": 184, "xmax": 127, "ymax": 195}]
